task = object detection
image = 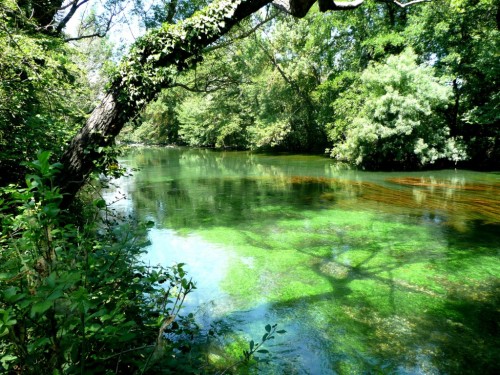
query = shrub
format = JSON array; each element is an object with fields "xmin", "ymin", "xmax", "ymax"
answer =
[
  {"xmin": 329, "ymin": 48, "xmax": 468, "ymax": 169},
  {"xmin": 0, "ymin": 152, "xmax": 197, "ymax": 374}
]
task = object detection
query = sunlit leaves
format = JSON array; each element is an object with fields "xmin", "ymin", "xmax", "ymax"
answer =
[
  {"xmin": 0, "ymin": 6, "xmax": 92, "ymax": 183},
  {"xmin": 0, "ymin": 158, "xmax": 200, "ymax": 372},
  {"xmin": 117, "ymin": 0, "xmax": 246, "ymax": 108},
  {"xmin": 330, "ymin": 48, "xmax": 467, "ymax": 168}
]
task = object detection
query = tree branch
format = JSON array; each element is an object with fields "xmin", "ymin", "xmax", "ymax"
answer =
[
  {"xmin": 204, "ymin": 14, "xmax": 277, "ymax": 53},
  {"xmin": 389, "ymin": 0, "xmax": 431, "ymax": 8},
  {"xmin": 165, "ymin": 0, "xmax": 178, "ymax": 23},
  {"xmin": 171, "ymin": 67, "xmax": 247, "ymax": 93},
  {"xmin": 274, "ymin": 0, "xmax": 430, "ymax": 16},
  {"xmin": 57, "ymin": 0, "xmax": 81, "ymax": 12},
  {"xmin": 56, "ymin": 0, "xmax": 91, "ymax": 33},
  {"xmin": 64, "ymin": 32, "xmax": 106, "ymax": 42},
  {"xmin": 272, "ymin": 0, "xmax": 316, "ymax": 17},
  {"xmin": 63, "ymin": 5, "xmax": 115, "ymax": 41},
  {"xmin": 318, "ymin": 0, "xmax": 365, "ymax": 11}
]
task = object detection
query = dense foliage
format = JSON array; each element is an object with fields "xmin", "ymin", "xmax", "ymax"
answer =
[
  {"xmin": 123, "ymin": 0, "xmax": 499, "ymax": 169},
  {"xmin": 329, "ymin": 48, "xmax": 467, "ymax": 168},
  {"xmin": 0, "ymin": 2, "xmax": 90, "ymax": 184},
  {"xmin": 1, "ymin": 0, "xmax": 498, "ymax": 372},
  {"xmin": 0, "ymin": 152, "xmax": 205, "ymax": 374}
]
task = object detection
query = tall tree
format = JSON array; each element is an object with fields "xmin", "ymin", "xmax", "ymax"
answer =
[
  {"xmin": 329, "ymin": 48, "xmax": 466, "ymax": 169},
  {"xmin": 404, "ymin": 0, "xmax": 499, "ymax": 166}
]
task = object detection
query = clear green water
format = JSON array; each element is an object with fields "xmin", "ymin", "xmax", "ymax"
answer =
[{"xmin": 106, "ymin": 147, "xmax": 499, "ymax": 374}]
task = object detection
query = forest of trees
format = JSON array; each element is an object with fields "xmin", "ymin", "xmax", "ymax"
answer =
[
  {"xmin": 0, "ymin": 0, "xmax": 498, "ymax": 373},
  {"xmin": 122, "ymin": 0, "xmax": 499, "ymax": 170}
]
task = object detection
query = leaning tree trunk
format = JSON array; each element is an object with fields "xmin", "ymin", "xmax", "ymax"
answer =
[
  {"xmin": 56, "ymin": 92, "xmax": 128, "ymax": 206},
  {"xmin": 57, "ymin": 0, "xmax": 279, "ymax": 207},
  {"xmin": 56, "ymin": 0, "xmax": 377, "ymax": 206}
]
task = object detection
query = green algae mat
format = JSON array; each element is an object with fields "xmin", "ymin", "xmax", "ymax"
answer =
[{"xmin": 106, "ymin": 147, "xmax": 499, "ymax": 374}]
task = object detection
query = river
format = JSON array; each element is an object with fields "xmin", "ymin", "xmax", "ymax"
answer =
[{"xmin": 104, "ymin": 147, "xmax": 499, "ymax": 374}]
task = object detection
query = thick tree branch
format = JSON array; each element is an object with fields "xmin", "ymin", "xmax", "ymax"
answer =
[
  {"xmin": 57, "ymin": 0, "xmax": 81, "ymax": 12},
  {"xmin": 165, "ymin": 0, "xmax": 178, "ymax": 23},
  {"xmin": 56, "ymin": 0, "xmax": 91, "ymax": 33},
  {"xmin": 205, "ymin": 14, "xmax": 277, "ymax": 53},
  {"xmin": 390, "ymin": 0, "xmax": 431, "ymax": 8},
  {"xmin": 273, "ymin": 0, "xmax": 430, "ymax": 16},
  {"xmin": 272, "ymin": 0, "xmax": 316, "ymax": 17},
  {"xmin": 318, "ymin": 0, "xmax": 364, "ymax": 11}
]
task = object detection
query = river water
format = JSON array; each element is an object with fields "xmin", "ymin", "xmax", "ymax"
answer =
[{"xmin": 105, "ymin": 147, "xmax": 499, "ymax": 374}]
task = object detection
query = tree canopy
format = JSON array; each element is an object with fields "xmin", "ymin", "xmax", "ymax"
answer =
[{"xmin": 121, "ymin": 0, "xmax": 498, "ymax": 169}]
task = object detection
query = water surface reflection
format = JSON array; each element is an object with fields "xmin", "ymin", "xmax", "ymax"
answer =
[{"xmin": 105, "ymin": 147, "xmax": 499, "ymax": 374}]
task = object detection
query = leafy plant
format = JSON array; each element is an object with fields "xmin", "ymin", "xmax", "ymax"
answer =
[
  {"xmin": 329, "ymin": 48, "xmax": 467, "ymax": 169},
  {"xmin": 1, "ymin": 151, "xmax": 286, "ymax": 374},
  {"xmin": 0, "ymin": 152, "xmax": 199, "ymax": 374},
  {"xmin": 219, "ymin": 323, "xmax": 286, "ymax": 374}
]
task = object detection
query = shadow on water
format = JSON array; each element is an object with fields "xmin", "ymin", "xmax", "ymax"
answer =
[
  {"xmin": 213, "ymin": 216, "xmax": 499, "ymax": 373},
  {"xmin": 108, "ymin": 147, "xmax": 500, "ymax": 374},
  {"xmin": 290, "ymin": 228, "xmax": 498, "ymax": 374}
]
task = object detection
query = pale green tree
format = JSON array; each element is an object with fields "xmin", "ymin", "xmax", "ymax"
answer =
[{"xmin": 330, "ymin": 48, "xmax": 467, "ymax": 168}]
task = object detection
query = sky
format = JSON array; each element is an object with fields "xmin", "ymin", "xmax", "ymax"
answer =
[{"xmin": 63, "ymin": 0, "xmax": 145, "ymax": 51}]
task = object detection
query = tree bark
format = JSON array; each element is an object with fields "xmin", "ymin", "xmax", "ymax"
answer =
[{"xmin": 57, "ymin": 93, "xmax": 125, "ymax": 204}]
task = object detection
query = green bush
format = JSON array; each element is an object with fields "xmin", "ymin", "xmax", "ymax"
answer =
[
  {"xmin": 329, "ymin": 48, "xmax": 468, "ymax": 169},
  {"xmin": 0, "ymin": 152, "xmax": 198, "ymax": 374},
  {"xmin": 0, "ymin": 151, "xmax": 284, "ymax": 374}
]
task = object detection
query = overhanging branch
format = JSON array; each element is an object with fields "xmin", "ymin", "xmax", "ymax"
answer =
[
  {"xmin": 273, "ymin": 0, "xmax": 431, "ymax": 16},
  {"xmin": 205, "ymin": 14, "xmax": 277, "ymax": 53},
  {"xmin": 390, "ymin": 0, "xmax": 431, "ymax": 8},
  {"xmin": 57, "ymin": 0, "xmax": 433, "ymax": 206},
  {"xmin": 318, "ymin": 0, "xmax": 364, "ymax": 11}
]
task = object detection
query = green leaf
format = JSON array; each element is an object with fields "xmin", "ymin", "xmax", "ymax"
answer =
[
  {"xmin": 93, "ymin": 199, "xmax": 107, "ymax": 208},
  {"xmin": 46, "ymin": 272, "xmax": 56, "ymax": 288},
  {"xmin": 37, "ymin": 150, "xmax": 51, "ymax": 167},
  {"xmin": 265, "ymin": 324, "xmax": 271, "ymax": 333},
  {"xmin": 256, "ymin": 349, "xmax": 269, "ymax": 354},
  {"xmin": 47, "ymin": 289, "xmax": 64, "ymax": 301},
  {"xmin": 0, "ymin": 354, "xmax": 17, "ymax": 367},
  {"xmin": 31, "ymin": 300, "xmax": 52, "ymax": 317},
  {"xmin": 0, "ymin": 327, "xmax": 9, "ymax": 337},
  {"xmin": 3, "ymin": 287, "xmax": 24, "ymax": 303},
  {"xmin": 42, "ymin": 204, "xmax": 60, "ymax": 218},
  {"xmin": 0, "ymin": 273, "xmax": 13, "ymax": 281}
]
